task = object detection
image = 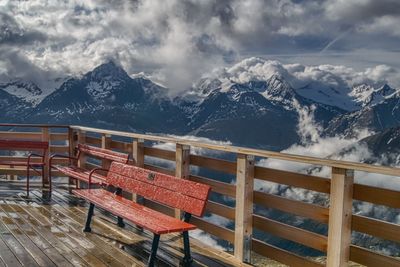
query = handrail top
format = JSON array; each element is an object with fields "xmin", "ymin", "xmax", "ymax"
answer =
[
  {"xmin": 69, "ymin": 125, "xmax": 400, "ymax": 177},
  {"xmin": 0, "ymin": 123, "xmax": 69, "ymax": 128}
]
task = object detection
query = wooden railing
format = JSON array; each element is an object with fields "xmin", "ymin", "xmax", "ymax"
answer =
[{"xmin": 1, "ymin": 123, "xmax": 400, "ymax": 266}]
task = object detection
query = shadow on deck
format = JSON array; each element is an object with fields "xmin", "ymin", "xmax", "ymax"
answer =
[{"xmin": 0, "ymin": 180, "xmax": 246, "ymax": 267}]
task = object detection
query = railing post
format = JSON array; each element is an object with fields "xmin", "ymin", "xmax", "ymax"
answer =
[
  {"xmin": 175, "ymin": 144, "xmax": 190, "ymax": 218},
  {"xmin": 41, "ymin": 127, "xmax": 50, "ymax": 186},
  {"xmin": 77, "ymin": 130, "xmax": 86, "ymax": 188},
  {"xmin": 132, "ymin": 138, "xmax": 144, "ymax": 202},
  {"xmin": 101, "ymin": 134, "xmax": 112, "ymax": 168},
  {"xmin": 327, "ymin": 167, "xmax": 354, "ymax": 267},
  {"xmin": 132, "ymin": 138, "xmax": 144, "ymax": 167},
  {"xmin": 234, "ymin": 153, "xmax": 254, "ymax": 263},
  {"xmin": 68, "ymin": 127, "xmax": 77, "ymax": 187}
]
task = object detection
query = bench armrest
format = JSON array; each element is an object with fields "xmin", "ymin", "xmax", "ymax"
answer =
[
  {"xmin": 88, "ymin": 168, "xmax": 108, "ymax": 189},
  {"xmin": 27, "ymin": 153, "xmax": 45, "ymax": 166},
  {"xmin": 49, "ymin": 154, "xmax": 78, "ymax": 167}
]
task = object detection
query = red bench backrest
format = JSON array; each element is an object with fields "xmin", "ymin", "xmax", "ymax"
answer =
[
  {"xmin": 77, "ymin": 144, "xmax": 129, "ymax": 163},
  {"xmin": 0, "ymin": 140, "xmax": 49, "ymax": 151},
  {"xmin": 107, "ymin": 162, "xmax": 211, "ymax": 217}
]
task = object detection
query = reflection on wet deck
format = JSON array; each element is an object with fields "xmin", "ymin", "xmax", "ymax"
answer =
[{"xmin": 0, "ymin": 181, "xmax": 246, "ymax": 267}]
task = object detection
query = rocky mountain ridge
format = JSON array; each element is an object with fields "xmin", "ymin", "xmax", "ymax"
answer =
[{"xmin": 1, "ymin": 58, "xmax": 399, "ymax": 151}]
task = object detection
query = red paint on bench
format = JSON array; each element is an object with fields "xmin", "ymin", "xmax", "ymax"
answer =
[
  {"xmin": 77, "ymin": 144, "xmax": 130, "ymax": 163},
  {"xmin": 50, "ymin": 144, "xmax": 129, "ymax": 190},
  {"xmin": 73, "ymin": 189, "xmax": 197, "ymax": 234},
  {"xmin": 107, "ymin": 162, "xmax": 210, "ymax": 217},
  {"xmin": 0, "ymin": 140, "xmax": 49, "ymax": 150}
]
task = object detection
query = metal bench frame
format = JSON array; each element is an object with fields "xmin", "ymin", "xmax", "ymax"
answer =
[
  {"xmin": 0, "ymin": 140, "xmax": 49, "ymax": 196},
  {"xmin": 49, "ymin": 144, "xmax": 129, "ymax": 191}
]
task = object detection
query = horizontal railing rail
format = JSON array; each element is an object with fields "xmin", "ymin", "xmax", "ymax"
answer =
[{"xmin": 70, "ymin": 125, "xmax": 400, "ymax": 176}]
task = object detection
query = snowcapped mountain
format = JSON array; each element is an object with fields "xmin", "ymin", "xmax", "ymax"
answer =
[
  {"xmin": 0, "ymin": 89, "xmax": 33, "ymax": 122},
  {"xmin": 0, "ymin": 78, "xmax": 65, "ymax": 107},
  {"xmin": 29, "ymin": 61, "xmax": 188, "ymax": 134},
  {"xmin": 204, "ymin": 57, "xmax": 399, "ymax": 112},
  {"xmin": 187, "ymin": 85, "xmax": 301, "ymax": 150},
  {"xmin": 359, "ymin": 127, "xmax": 400, "ymax": 165},
  {"xmin": 1, "ymin": 57, "xmax": 399, "ymax": 151},
  {"xmin": 175, "ymin": 67, "xmax": 344, "ymax": 149},
  {"xmin": 325, "ymin": 92, "xmax": 400, "ymax": 137},
  {"xmin": 350, "ymin": 83, "xmax": 396, "ymax": 108}
]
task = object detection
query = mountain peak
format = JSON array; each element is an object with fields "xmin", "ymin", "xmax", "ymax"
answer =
[
  {"xmin": 264, "ymin": 74, "xmax": 295, "ymax": 100},
  {"xmin": 88, "ymin": 61, "xmax": 130, "ymax": 81}
]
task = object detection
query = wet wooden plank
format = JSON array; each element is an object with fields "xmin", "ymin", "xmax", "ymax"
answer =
[
  {"xmin": 0, "ymin": 235, "xmax": 22, "ymax": 267},
  {"xmin": 0, "ymin": 204, "xmax": 56, "ymax": 267},
  {"xmin": 4, "ymin": 201, "xmax": 88, "ymax": 267},
  {"xmin": 0, "ymin": 255, "xmax": 7, "ymax": 267},
  {"xmin": 0, "ymin": 223, "xmax": 39, "ymax": 267},
  {"xmin": 19, "ymin": 202, "xmax": 109, "ymax": 267},
  {"xmin": 0, "ymin": 202, "xmax": 72, "ymax": 267}
]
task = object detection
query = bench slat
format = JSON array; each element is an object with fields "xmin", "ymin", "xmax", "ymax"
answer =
[
  {"xmin": 0, "ymin": 140, "xmax": 48, "ymax": 150},
  {"xmin": 0, "ymin": 161, "xmax": 45, "ymax": 166},
  {"xmin": 73, "ymin": 189, "xmax": 196, "ymax": 234},
  {"xmin": 78, "ymin": 144, "xmax": 129, "ymax": 163},
  {"xmin": 108, "ymin": 162, "xmax": 210, "ymax": 217},
  {"xmin": 53, "ymin": 166, "xmax": 106, "ymax": 184}
]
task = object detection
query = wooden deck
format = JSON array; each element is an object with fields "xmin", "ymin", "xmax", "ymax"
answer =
[{"xmin": 0, "ymin": 181, "xmax": 257, "ymax": 267}]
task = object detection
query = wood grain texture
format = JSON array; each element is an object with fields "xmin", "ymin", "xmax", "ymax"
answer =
[
  {"xmin": 234, "ymin": 154, "xmax": 254, "ymax": 263},
  {"xmin": 252, "ymin": 239, "xmax": 323, "ymax": 267},
  {"xmin": 254, "ymin": 191, "xmax": 329, "ymax": 223},
  {"xmin": 353, "ymin": 183, "xmax": 400, "ymax": 209},
  {"xmin": 327, "ymin": 168, "xmax": 354, "ymax": 267},
  {"xmin": 350, "ymin": 245, "xmax": 400, "ymax": 266},
  {"xmin": 253, "ymin": 215, "xmax": 328, "ymax": 252},
  {"xmin": 254, "ymin": 166, "xmax": 330, "ymax": 193}
]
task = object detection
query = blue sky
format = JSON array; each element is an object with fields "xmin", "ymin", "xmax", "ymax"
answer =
[{"xmin": 0, "ymin": 0, "xmax": 399, "ymax": 89}]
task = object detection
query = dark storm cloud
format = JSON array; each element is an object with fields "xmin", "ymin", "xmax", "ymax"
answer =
[
  {"xmin": 0, "ymin": 0, "xmax": 398, "ymax": 90},
  {"xmin": 326, "ymin": 0, "xmax": 400, "ymax": 22},
  {"xmin": 0, "ymin": 12, "xmax": 47, "ymax": 45}
]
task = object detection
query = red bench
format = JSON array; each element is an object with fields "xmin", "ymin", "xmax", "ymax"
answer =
[
  {"xmin": 49, "ymin": 144, "xmax": 129, "ymax": 190},
  {"xmin": 0, "ymin": 140, "xmax": 49, "ymax": 196},
  {"xmin": 73, "ymin": 161, "xmax": 211, "ymax": 267}
]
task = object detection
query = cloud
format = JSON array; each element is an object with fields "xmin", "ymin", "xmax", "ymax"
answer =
[
  {"xmin": 0, "ymin": 0, "xmax": 398, "ymax": 92},
  {"xmin": 214, "ymin": 57, "xmax": 400, "ymax": 91}
]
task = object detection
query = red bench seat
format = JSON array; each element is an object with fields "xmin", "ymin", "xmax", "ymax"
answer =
[
  {"xmin": 74, "ymin": 161, "xmax": 211, "ymax": 267},
  {"xmin": 73, "ymin": 189, "xmax": 196, "ymax": 234}
]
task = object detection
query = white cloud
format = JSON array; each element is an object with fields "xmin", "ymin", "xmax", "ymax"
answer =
[{"xmin": 0, "ymin": 0, "xmax": 399, "ymax": 92}]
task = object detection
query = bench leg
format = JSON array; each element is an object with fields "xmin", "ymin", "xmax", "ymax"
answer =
[
  {"xmin": 182, "ymin": 231, "xmax": 193, "ymax": 266},
  {"xmin": 26, "ymin": 166, "xmax": 30, "ymax": 197},
  {"xmin": 148, "ymin": 234, "xmax": 160, "ymax": 267},
  {"xmin": 117, "ymin": 217, "xmax": 125, "ymax": 228},
  {"xmin": 83, "ymin": 203, "xmax": 95, "ymax": 232},
  {"xmin": 47, "ymin": 166, "xmax": 52, "ymax": 193},
  {"xmin": 114, "ymin": 188, "xmax": 125, "ymax": 228}
]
